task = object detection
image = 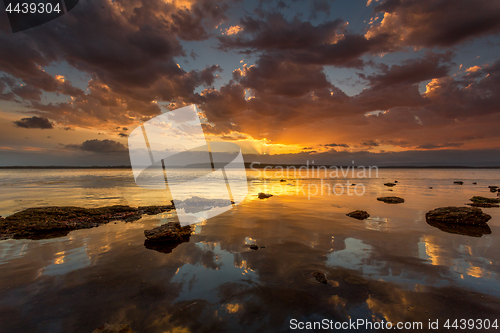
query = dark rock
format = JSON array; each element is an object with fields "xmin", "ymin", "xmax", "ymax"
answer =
[
  {"xmin": 472, "ymin": 182, "xmax": 477, "ymax": 185},
  {"xmin": 258, "ymin": 193, "xmax": 273, "ymax": 199},
  {"xmin": 488, "ymin": 186, "xmax": 499, "ymax": 189},
  {"xmin": 377, "ymin": 196, "xmax": 405, "ymax": 204},
  {"xmin": 394, "ymin": 180, "xmax": 398, "ymax": 183},
  {"xmin": 93, "ymin": 323, "xmax": 135, "ymax": 333},
  {"xmin": 426, "ymin": 207, "xmax": 491, "ymax": 226},
  {"xmin": 454, "ymin": 181, "xmax": 464, "ymax": 185},
  {"xmin": 346, "ymin": 210, "xmax": 370, "ymax": 220},
  {"xmin": 466, "ymin": 196, "xmax": 500, "ymax": 208},
  {"xmin": 384, "ymin": 183, "xmax": 396, "ymax": 187},
  {"xmin": 470, "ymin": 196, "xmax": 500, "ymax": 204},
  {"xmin": 249, "ymin": 244, "xmax": 259, "ymax": 250},
  {"xmin": 429, "ymin": 187, "xmax": 433, "ymax": 189},
  {"xmin": 144, "ymin": 222, "xmax": 192, "ymax": 242},
  {"xmin": 0, "ymin": 205, "xmax": 174, "ymax": 240},
  {"xmin": 312, "ymin": 271, "xmax": 327, "ymax": 284},
  {"xmin": 280, "ymin": 179, "xmax": 286, "ymax": 182}
]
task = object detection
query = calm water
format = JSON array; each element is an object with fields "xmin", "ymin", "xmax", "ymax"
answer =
[{"xmin": 1, "ymin": 168, "xmax": 500, "ymax": 332}]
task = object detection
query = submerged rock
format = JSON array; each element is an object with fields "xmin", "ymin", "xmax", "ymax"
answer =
[
  {"xmin": 377, "ymin": 196, "xmax": 405, "ymax": 204},
  {"xmin": 346, "ymin": 210, "xmax": 370, "ymax": 220},
  {"xmin": 93, "ymin": 323, "xmax": 135, "ymax": 333},
  {"xmin": 312, "ymin": 271, "xmax": 328, "ymax": 284},
  {"xmin": 454, "ymin": 181, "xmax": 464, "ymax": 185},
  {"xmin": 384, "ymin": 183, "xmax": 396, "ymax": 187},
  {"xmin": 425, "ymin": 207, "xmax": 491, "ymax": 226},
  {"xmin": 144, "ymin": 222, "xmax": 192, "ymax": 242},
  {"xmin": 0, "ymin": 205, "xmax": 174, "ymax": 240},
  {"xmin": 258, "ymin": 193, "xmax": 273, "ymax": 199}
]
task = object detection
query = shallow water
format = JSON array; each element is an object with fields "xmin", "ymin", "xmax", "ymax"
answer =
[{"xmin": 1, "ymin": 168, "xmax": 500, "ymax": 332}]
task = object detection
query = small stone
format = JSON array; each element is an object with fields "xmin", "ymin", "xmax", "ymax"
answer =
[
  {"xmin": 384, "ymin": 183, "xmax": 396, "ymax": 187},
  {"xmin": 346, "ymin": 210, "xmax": 370, "ymax": 220},
  {"xmin": 377, "ymin": 196, "xmax": 404, "ymax": 204},
  {"xmin": 312, "ymin": 271, "xmax": 327, "ymax": 284},
  {"xmin": 472, "ymin": 182, "xmax": 477, "ymax": 185},
  {"xmin": 258, "ymin": 193, "xmax": 273, "ymax": 199},
  {"xmin": 280, "ymin": 179, "xmax": 286, "ymax": 182},
  {"xmin": 454, "ymin": 181, "xmax": 464, "ymax": 185},
  {"xmin": 249, "ymin": 245, "xmax": 259, "ymax": 250}
]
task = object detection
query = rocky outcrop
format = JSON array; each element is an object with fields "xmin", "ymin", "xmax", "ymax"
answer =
[
  {"xmin": 0, "ymin": 205, "xmax": 174, "ymax": 240},
  {"xmin": 346, "ymin": 210, "xmax": 370, "ymax": 220},
  {"xmin": 377, "ymin": 197, "xmax": 405, "ymax": 204}
]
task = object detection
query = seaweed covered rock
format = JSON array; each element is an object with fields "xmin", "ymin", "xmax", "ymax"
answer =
[
  {"xmin": 426, "ymin": 207, "xmax": 491, "ymax": 226},
  {"xmin": 346, "ymin": 210, "xmax": 370, "ymax": 220},
  {"xmin": 0, "ymin": 204, "xmax": 174, "ymax": 240},
  {"xmin": 377, "ymin": 197, "xmax": 405, "ymax": 204},
  {"xmin": 144, "ymin": 222, "xmax": 192, "ymax": 242},
  {"xmin": 466, "ymin": 196, "xmax": 500, "ymax": 208}
]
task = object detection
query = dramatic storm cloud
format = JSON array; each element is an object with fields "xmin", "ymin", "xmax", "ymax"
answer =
[{"xmin": 0, "ymin": 0, "xmax": 499, "ymax": 165}]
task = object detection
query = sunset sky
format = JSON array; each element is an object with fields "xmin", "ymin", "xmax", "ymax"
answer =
[{"xmin": 1, "ymin": 0, "xmax": 500, "ymax": 166}]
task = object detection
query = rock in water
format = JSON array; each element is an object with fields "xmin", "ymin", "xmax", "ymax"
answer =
[
  {"xmin": 466, "ymin": 196, "xmax": 500, "ymax": 208},
  {"xmin": 384, "ymin": 183, "xmax": 396, "ymax": 187},
  {"xmin": 93, "ymin": 323, "xmax": 135, "ymax": 333},
  {"xmin": 144, "ymin": 222, "xmax": 192, "ymax": 242},
  {"xmin": 454, "ymin": 181, "xmax": 464, "ymax": 185},
  {"xmin": 312, "ymin": 271, "xmax": 327, "ymax": 284},
  {"xmin": 377, "ymin": 197, "xmax": 405, "ymax": 204},
  {"xmin": 249, "ymin": 244, "xmax": 259, "ymax": 250},
  {"xmin": 346, "ymin": 210, "xmax": 370, "ymax": 220},
  {"xmin": 426, "ymin": 207, "xmax": 491, "ymax": 226},
  {"xmin": 258, "ymin": 193, "xmax": 273, "ymax": 199}
]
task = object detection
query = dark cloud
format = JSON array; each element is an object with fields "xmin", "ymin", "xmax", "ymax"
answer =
[
  {"xmin": 417, "ymin": 142, "xmax": 464, "ymax": 150},
  {"xmin": 325, "ymin": 143, "xmax": 349, "ymax": 148},
  {"xmin": 65, "ymin": 139, "xmax": 128, "ymax": 153},
  {"xmin": 13, "ymin": 116, "xmax": 54, "ymax": 129},
  {"xmin": 369, "ymin": 0, "xmax": 500, "ymax": 48}
]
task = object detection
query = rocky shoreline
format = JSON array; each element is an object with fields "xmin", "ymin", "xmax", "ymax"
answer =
[{"xmin": 0, "ymin": 204, "xmax": 175, "ymax": 240}]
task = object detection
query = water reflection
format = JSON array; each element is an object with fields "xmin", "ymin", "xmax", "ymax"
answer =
[{"xmin": 1, "ymin": 171, "xmax": 500, "ymax": 332}]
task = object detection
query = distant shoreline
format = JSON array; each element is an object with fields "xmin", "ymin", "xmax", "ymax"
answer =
[{"xmin": 1, "ymin": 164, "xmax": 500, "ymax": 169}]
